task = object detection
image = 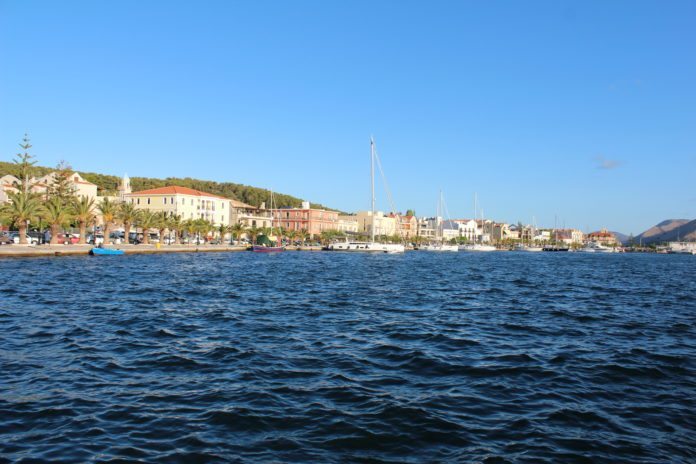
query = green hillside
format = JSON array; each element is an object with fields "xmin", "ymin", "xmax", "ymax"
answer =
[{"xmin": 0, "ymin": 160, "xmax": 335, "ymax": 211}]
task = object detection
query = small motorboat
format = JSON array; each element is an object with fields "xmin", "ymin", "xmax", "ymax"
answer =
[{"xmin": 90, "ymin": 247, "xmax": 125, "ymax": 256}]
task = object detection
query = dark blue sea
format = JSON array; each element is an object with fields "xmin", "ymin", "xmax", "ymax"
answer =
[{"xmin": 1, "ymin": 252, "xmax": 694, "ymax": 463}]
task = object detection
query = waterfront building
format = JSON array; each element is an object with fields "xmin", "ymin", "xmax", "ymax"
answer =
[
  {"xmin": 397, "ymin": 214, "xmax": 418, "ymax": 238},
  {"xmin": 126, "ymin": 186, "xmax": 231, "ymax": 226},
  {"xmin": 534, "ymin": 230, "xmax": 552, "ymax": 242},
  {"xmin": 451, "ymin": 219, "xmax": 479, "ymax": 241},
  {"xmin": 417, "ymin": 217, "xmax": 436, "ymax": 239},
  {"xmin": 271, "ymin": 201, "xmax": 339, "ymax": 238},
  {"xmin": 0, "ymin": 172, "xmax": 98, "ymax": 201},
  {"xmin": 336, "ymin": 217, "xmax": 359, "ymax": 234},
  {"xmin": 230, "ymin": 199, "xmax": 273, "ymax": 229},
  {"xmin": 586, "ymin": 228, "xmax": 617, "ymax": 245},
  {"xmin": 490, "ymin": 223, "xmax": 513, "ymax": 243},
  {"xmin": 353, "ymin": 210, "xmax": 398, "ymax": 237},
  {"xmin": 552, "ymin": 228, "xmax": 585, "ymax": 244}
]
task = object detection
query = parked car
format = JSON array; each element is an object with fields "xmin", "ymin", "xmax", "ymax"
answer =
[
  {"xmin": 10, "ymin": 232, "xmax": 39, "ymax": 245},
  {"xmin": 88, "ymin": 234, "xmax": 104, "ymax": 245},
  {"xmin": 54, "ymin": 233, "xmax": 80, "ymax": 245}
]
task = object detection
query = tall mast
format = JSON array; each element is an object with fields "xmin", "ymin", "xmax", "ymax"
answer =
[
  {"xmin": 438, "ymin": 190, "xmax": 443, "ymax": 241},
  {"xmin": 370, "ymin": 137, "xmax": 376, "ymax": 243}
]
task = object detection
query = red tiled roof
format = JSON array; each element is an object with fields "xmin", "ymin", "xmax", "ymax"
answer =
[
  {"xmin": 128, "ymin": 186, "xmax": 230, "ymax": 200},
  {"xmin": 588, "ymin": 231, "xmax": 615, "ymax": 237}
]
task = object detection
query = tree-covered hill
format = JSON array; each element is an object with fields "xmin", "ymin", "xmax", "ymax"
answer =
[{"xmin": 0, "ymin": 160, "xmax": 336, "ymax": 211}]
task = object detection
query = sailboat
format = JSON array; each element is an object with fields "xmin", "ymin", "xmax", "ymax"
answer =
[
  {"xmin": 542, "ymin": 215, "xmax": 569, "ymax": 252},
  {"xmin": 252, "ymin": 190, "xmax": 285, "ymax": 252},
  {"xmin": 421, "ymin": 191, "xmax": 458, "ymax": 252},
  {"xmin": 459, "ymin": 194, "xmax": 496, "ymax": 252},
  {"xmin": 515, "ymin": 216, "xmax": 543, "ymax": 252},
  {"xmin": 328, "ymin": 138, "xmax": 405, "ymax": 253}
]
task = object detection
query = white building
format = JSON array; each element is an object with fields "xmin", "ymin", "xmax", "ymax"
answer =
[{"xmin": 0, "ymin": 171, "xmax": 98, "ymax": 202}]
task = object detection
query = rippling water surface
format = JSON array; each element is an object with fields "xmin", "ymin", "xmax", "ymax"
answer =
[{"xmin": 1, "ymin": 252, "xmax": 694, "ymax": 463}]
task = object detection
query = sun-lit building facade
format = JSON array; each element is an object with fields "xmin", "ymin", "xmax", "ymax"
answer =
[{"xmin": 126, "ymin": 186, "xmax": 231, "ymax": 227}]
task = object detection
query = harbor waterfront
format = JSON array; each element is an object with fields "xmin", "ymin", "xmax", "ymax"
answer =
[{"xmin": 1, "ymin": 252, "xmax": 694, "ymax": 462}]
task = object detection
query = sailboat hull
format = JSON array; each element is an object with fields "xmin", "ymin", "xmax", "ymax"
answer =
[
  {"xmin": 459, "ymin": 244, "xmax": 497, "ymax": 252},
  {"xmin": 421, "ymin": 244, "xmax": 458, "ymax": 252},
  {"xmin": 328, "ymin": 242, "xmax": 405, "ymax": 253}
]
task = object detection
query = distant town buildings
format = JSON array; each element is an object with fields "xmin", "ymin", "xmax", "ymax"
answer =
[
  {"xmin": 587, "ymin": 228, "xmax": 618, "ymax": 246},
  {"xmin": 0, "ymin": 167, "xmax": 672, "ymax": 248}
]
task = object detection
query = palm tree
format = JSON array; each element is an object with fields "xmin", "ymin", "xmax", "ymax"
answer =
[
  {"xmin": 0, "ymin": 191, "xmax": 44, "ymax": 244},
  {"xmin": 138, "ymin": 210, "xmax": 158, "ymax": 245},
  {"xmin": 217, "ymin": 223, "xmax": 231, "ymax": 244},
  {"xmin": 286, "ymin": 229, "xmax": 297, "ymax": 246},
  {"xmin": 184, "ymin": 219, "xmax": 197, "ymax": 244},
  {"xmin": 72, "ymin": 196, "xmax": 95, "ymax": 245},
  {"xmin": 194, "ymin": 219, "xmax": 213, "ymax": 243},
  {"xmin": 154, "ymin": 211, "xmax": 169, "ymax": 244},
  {"xmin": 43, "ymin": 197, "xmax": 73, "ymax": 245},
  {"xmin": 117, "ymin": 202, "xmax": 140, "ymax": 245},
  {"xmin": 98, "ymin": 198, "xmax": 119, "ymax": 245},
  {"xmin": 230, "ymin": 222, "xmax": 245, "ymax": 244},
  {"xmin": 297, "ymin": 228, "xmax": 309, "ymax": 246},
  {"xmin": 167, "ymin": 214, "xmax": 184, "ymax": 245},
  {"xmin": 246, "ymin": 225, "xmax": 260, "ymax": 244}
]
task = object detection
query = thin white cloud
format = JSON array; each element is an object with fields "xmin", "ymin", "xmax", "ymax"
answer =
[{"xmin": 595, "ymin": 155, "xmax": 621, "ymax": 170}]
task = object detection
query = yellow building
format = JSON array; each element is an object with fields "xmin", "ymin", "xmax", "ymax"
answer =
[
  {"xmin": 126, "ymin": 186, "xmax": 231, "ymax": 226},
  {"xmin": 349, "ymin": 211, "xmax": 398, "ymax": 236}
]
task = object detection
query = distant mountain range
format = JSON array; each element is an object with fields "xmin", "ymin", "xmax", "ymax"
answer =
[
  {"xmin": 633, "ymin": 219, "xmax": 696, "ymax": 244},
  {"xmin": 611, "ymin": 231, "xmax": 630, "ymax": 245}
]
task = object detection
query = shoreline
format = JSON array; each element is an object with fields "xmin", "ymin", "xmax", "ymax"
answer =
[{"xmin": 0, "ymin": 244, "xmax": 325, "ymax": 258}]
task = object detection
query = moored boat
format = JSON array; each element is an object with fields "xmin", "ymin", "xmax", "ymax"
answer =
[
  {"xmin": 328, "ymin": 241, "xmax": 405, "ymax": 253},
  {"xmin": 420, "ymin": 243, "xmax": 458, "ymax": 252},
  {"xmin": 90, "ymin": 247, "xmax": 125, "ymax": 256},
  {"xmin": 459, "ymin": 243, "xmax": 497, "ymax": 252},
  {"xmin": 326, "ymin": 138, "xmax": 405, "ymax": 254},
  {"xmin": 542, "ymin": 245, "xmax": 569, "ymax": 252},
  {"xmin": 252, "ymin": 190, "xmax": 285, "ymax": 253},
  {"xmin": 579, "ymin": 241, "xmax": 618, "ymax": 253}
]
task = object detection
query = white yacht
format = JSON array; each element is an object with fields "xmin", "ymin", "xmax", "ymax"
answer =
[
  {"xmin": 329, "ymin": 241, "xmax": 405, "ymax": 253},
  {"xmin": 421, "ymin": 243, "xmax": 459, "ymax": 252},
  {"xmin": 579, "ymin": 241, "xmax": 618, "ymax": 253},
  {"xmin": 327, "ymin": 138, "xmax": 405, "ymax": 254},
  {"xmin": 459, "ymin": 243, "xmax": 497, "ymax": 252}
]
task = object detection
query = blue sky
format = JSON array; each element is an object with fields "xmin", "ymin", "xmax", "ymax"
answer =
[{"xmin": 1, "ymin": 1, "xmax": 694, "ymax": 234}]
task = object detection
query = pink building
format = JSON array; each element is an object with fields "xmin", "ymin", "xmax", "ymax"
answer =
[{"xmin": 270, "ymin": 202, "xmax": 339, "ymax": 237}]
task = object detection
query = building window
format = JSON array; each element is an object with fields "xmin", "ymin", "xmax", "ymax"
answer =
[
  {"xmin": 164, "ymin": 197, "xmax": 167, "ymax": 204},
  {"xmin": 147, "ymin": 198, "xmax": 151, "ymax": 204},
  {"xmin": 137, "ymin": 198, "xmax": 140, "ymax": 205}
]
